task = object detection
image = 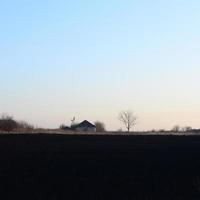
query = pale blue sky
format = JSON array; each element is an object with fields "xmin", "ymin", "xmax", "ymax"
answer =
[{"xmin": 0, "ymin": 0, "xmax": 200, "ymax": 130}]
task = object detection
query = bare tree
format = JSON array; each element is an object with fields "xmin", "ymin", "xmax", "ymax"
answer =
[
  {"xmin": 60, "ymin": 124, "xmax": 66, "ymax": 130},
  {"xmin": 118, "ymin": 111, "xmax": 137, "ymax": 132},
  {"xmin": 95, "ymin": 121, "xmax": 106, "ymax": 132},
  {"xmin": 182, "ymin": 126, "xmax": 192, "ymax": 132},
  {"xmin": 172, "ymin": 125, "xmax": 180, "ymax": 133},
  {"xmin": 0, "ymin": 114, "xmax": 18, "ymax": 132},
  {"xmin": 17, "ymin": 121, "xmax": 34, "ymax": 131},
  {"xmin": 1, "ymin": 113, "xmax": 13, "ymax": 120}
]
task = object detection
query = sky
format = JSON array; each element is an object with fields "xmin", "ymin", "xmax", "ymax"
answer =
[{"xmin": 0, "ymin": 0, "xmax": 200, "ymax": 131}]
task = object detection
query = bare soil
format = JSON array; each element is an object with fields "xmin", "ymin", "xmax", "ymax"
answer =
[{"xmin": 0, "ymin": 134, "xmax": 200, "ymax": 200}]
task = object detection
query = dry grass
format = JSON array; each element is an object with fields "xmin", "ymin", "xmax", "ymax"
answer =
[{"xmin": 0, "ymin": 129, "xmax": 199, "ymax": 136}]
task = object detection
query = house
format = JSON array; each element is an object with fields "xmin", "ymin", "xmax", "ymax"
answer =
[
  {"xmin": 72, "ymin": 120, "xmax": 96, "ymax": 132},
  {"xmin": 63, "ymin": 120, "xmax": 96, "ymax": 132}
]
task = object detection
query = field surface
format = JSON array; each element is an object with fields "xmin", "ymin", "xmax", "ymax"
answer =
[{"xmin": 1, "ymin": 134, "xmax": 200, "ymax": 200}]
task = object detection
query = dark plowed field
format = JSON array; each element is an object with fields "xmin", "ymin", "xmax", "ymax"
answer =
[{"xmin": 0, "ymin": 134, "xmax": 200, "ymax": 200}]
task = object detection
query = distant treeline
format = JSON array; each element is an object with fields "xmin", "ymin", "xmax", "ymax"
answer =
[
  {"xmin": 0, "ymin": 114, "xmax": 34, "ymax": 132},
  {"xmin": 0, "ymin": 113, "xmax": 199, "ymax": 134}
]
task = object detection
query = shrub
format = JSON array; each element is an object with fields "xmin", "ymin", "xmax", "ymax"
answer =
[
  {"xmin": 95, "ymin": 121, "xmax": 106, "ymax": 132},
  {"xmin": 0, "ymin": 115, "xmax": 18, "ymax": 132},
  {"xmin": 172, "ymin": 125, "xmax": 180, "ymax": 133},
  {"xmin": 17, "ymin": 121, "xmax": 34, "ymax": 131}
]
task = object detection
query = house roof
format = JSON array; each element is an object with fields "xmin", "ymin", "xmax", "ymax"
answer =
[{"xmin": 74, "ymin": 120, "xmax": 96, "ymax": 128}]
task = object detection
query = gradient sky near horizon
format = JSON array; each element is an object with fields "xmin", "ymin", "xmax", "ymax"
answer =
[{"xmin": 1, "ymin": 0, "xmax": 200, "ymax": 131}]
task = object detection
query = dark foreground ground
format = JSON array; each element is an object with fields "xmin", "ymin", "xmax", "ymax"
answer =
[{"xmin": 1, "ymin": 134, "xmax": 200, "ymax": 200}]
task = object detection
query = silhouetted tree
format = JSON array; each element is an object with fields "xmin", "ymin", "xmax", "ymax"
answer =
[
  {"xmin": 172, "ymin": 125, "xmax": 180, "ymax": 133},
  {"xmin": 60, "ymin": 124, "xmax": 66, "ymax": 130},
  {"xmin": 17, "ymin": 121, "xmax": 34, "ymax": 131},
  {"xmin": 118, "ymin": 111, "xmax": 137, "ymax": 132},
  {"xmin": 182, "ymin": 126, "xmax": 192, "ymax": 132},
  {"xmin": 95, "ymin": 121, "xmax": 106, "ymax": 132},
  {"xmin": 0, "ymin": 114, "xmax": 18, "ymax": 132},
  {"xmin": 159, "ymin": 129, "xmax": 166, "ymax": 133}
]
